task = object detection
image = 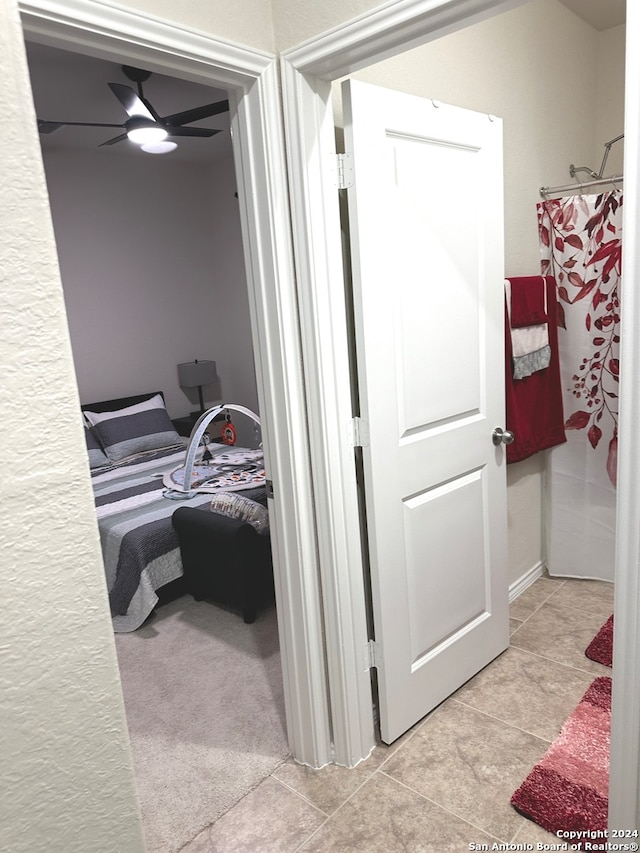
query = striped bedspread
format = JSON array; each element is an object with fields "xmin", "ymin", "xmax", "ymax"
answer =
[{"xmin": 92, "ymin": 443, "xmax": 212, "ymax": 632}]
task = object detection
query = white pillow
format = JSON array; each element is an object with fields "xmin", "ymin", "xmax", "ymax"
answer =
[
  {"xmin": 83, "ymin": 392, "xmax": 166, "ymax": 426},
  {"xmin": 83, "ymin": 394, "xmax": 181, "ymax": 463}
]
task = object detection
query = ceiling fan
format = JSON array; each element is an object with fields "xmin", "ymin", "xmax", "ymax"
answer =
[{"xmin": 37, "ymin": 65, "xmax": 229, "ymax": 152}]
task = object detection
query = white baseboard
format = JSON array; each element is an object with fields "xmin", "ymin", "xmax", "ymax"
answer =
[{"xmin": 509, "ymin": 561, "xmax": 546, "ymax": 603}]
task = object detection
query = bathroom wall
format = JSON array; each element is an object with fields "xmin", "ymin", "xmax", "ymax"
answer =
[
  {"xmin": 271, "ymin": 0, "xmax": 525, "ymax": 51},
  {"xmin": 595, "ymin": 23, "xmax": 625, "ymax": 177},
  {"xmin": 332, "ymin": 0, "xmax": 623, "ymax": 586}
]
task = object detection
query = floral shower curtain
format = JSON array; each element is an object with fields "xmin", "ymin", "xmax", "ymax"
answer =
[{"xmin": 537, "ymin": 190, "xmax": 623, "ymax": 581}]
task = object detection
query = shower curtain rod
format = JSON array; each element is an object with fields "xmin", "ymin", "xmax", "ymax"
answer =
[
  {"xmin": 540, "ymin": 133, "xmax": 624, "ymax": 198},
  {"xmin": 539, "ymin": 174, "xmax": 623, "ymax": 199}
]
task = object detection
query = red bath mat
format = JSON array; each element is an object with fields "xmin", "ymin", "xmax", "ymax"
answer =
[
  {"xmin": 585, "ymin": 615, "xmax": 613, "ymax": 668},
  {"xmin": 511, "ymin": 677, "xmax": 611, "ymax": 843}
]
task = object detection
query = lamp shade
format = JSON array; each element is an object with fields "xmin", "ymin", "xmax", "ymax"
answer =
[{"xmin": 178, "ymin": 360, "xmax": 217, "ymax": 388}]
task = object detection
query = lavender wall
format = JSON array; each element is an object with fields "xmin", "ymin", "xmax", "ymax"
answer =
[{"xmin": 42, "ymin": 148, "xmax": 258, "ymax": 421}]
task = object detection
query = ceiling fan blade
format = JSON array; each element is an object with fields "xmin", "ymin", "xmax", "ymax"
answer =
[
  {"xmin": 38, "ymin": 120, "xmax": 65, "ymax": 134},
  {"xmin": 163, "ymin": 99, "xmax": 230, "ymax": 126},
  {"xmin": 108, "ymin": 82, "xmax": 155, "ymax": 121},
  {"xmin": 98, "ymin": 132, "xmax": 129, "ymax": 147},
  {"xmin": 38, "ymin": 119, "xmax": 126, "ymax": 134},
  {"xmin": 139, "ymin": 96, "xmax": 163, "ymax": 123},
  {"xmin": 166, "ymin": 126, "xmax": 222, "ymax": 138}
]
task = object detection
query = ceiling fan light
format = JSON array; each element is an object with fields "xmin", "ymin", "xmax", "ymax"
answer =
[
  {"xmin": 141, "ymin": 140, "xmax": 178, "ymax": 155},
  {"xmin": 127, "ymin": 124, "xmax": 168, "ymax": 144}
]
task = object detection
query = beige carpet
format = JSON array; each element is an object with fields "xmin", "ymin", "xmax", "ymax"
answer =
[{"xmin": 115, "ymin": 596, "xmax": 289, "ymax": 853}]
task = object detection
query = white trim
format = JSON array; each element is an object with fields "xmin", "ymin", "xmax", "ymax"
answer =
[
  {"xmin": 19, "ymin": 0, "xmax": 268, "ymax": 83},
  {"xmin": 280, "ymin": 0, "xmax": 639, "ymax": 798},
  {"xmin": 609, "ymin": 1, "xmax": 640, "ymax": 832},
  {"xmin": 508, "ymin": 561, "xmax": 545, "ymax": 603},
  {"xmin": 283, "ymin": 0, "xmax": 528, "ymax": 80},
  {"xmin": 280, "ymin": 0, "xmax": 531, "ymax": 769},
  {"xmin": 280, "ymin": 60, "xmax": 376, "ymax": 767},
  {"xmin": 19, "ymin": 0, "xmax": 333, "ymax": 768}
]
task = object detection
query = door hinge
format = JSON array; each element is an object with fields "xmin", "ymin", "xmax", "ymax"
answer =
[
  {"xmin": 265, "ymin": 479, "xmax": 274, "ymax": 498},
  {"xmin": 334, "ymin": 152, "xmax": 354, "ymax": 189},
  {"xmin": 365, "ymin": 639, "xmax": 381, "ymax": 671},
  {"xmin": 348, "ymin": 416, "xmax": 370, "ymax": 448}
]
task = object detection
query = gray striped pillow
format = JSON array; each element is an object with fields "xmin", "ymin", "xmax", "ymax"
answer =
[
  {"xmin": 84, "ymin": 394, "xmax": 181, "ymax": 463},
  {"xmin": 85, "ymin": 426, "xmax": 110, "ymax": 469}
]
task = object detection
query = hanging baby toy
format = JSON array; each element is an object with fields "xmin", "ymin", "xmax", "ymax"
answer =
[
  {"xmin": 221, "ymin": 410, "xmax": 237, "ymax": 446},
  {"xmin": 162, "ymin": 403, "xmax": 263, "ymax": 500}
]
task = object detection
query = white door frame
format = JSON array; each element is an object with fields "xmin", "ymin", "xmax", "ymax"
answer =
[
  {"xmin": 280, "ymin": 0, "xmax": 640, "ymax": 826},
  {"xmin": 610, "ymin": 2, "xmax": 640, "ymax": 833},
  {"xmin": 18, "ymin": 0, "xmax": 333, "ymax": 768}
]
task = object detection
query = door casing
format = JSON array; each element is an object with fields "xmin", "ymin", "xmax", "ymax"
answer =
[{"xmin": 18, "ymin": 0, "xmax": 334, "ymax": 769}]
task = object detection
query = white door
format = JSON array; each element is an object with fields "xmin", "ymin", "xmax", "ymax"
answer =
[{"xmin": 343, "ymin": 80, "xmax": 509, "ymax": 744}]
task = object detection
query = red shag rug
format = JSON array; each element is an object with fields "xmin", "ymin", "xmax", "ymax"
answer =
[
  {"xmin": 585, "ymin": 615, "xmax": 613, "ymax": 668},
  {"xmin": 511, "ymin": 677, "xmax": 611, "ymax": 843}
]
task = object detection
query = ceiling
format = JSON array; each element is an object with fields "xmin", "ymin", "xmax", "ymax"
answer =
[
  {"xmin": 557, "ymin": 0, "xmax": 625, "ymax": 31},
  {"xmin": 25, "ymin": 41, "xmax": 232, "ymax": 165},
  {"xmin": 25, "ymin": 0, "xmax": 624, "ymax": 165}
]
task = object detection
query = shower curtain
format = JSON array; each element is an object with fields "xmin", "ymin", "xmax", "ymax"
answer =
[{"xmin": 537, "ymin": 190, "xmax": 623, "ymax": 581}]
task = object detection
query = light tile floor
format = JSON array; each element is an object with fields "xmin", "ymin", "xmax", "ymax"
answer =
[{"xmin": 181, "ymin": 575, "xmax": 614, "ymax": 852}]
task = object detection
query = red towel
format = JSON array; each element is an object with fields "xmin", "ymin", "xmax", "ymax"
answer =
[
  {"xmin": 505, "ymin": 276, "xmax": 566, "ymax": 463},
  {"xmin": 507, "ymin": 275, "xmax": 548, "ymax": 327}
]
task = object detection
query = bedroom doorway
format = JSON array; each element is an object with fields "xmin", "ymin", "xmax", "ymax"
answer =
[
  {"xmin": 18, "ymin": 0, "xmax": 333, "ymax": 779},
  {"xmin": 19, "ymin": 35, "xmax": 289, "ymax": 850}
]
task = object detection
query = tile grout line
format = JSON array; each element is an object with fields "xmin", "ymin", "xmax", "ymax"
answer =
[
  {"xmin": 511, "ymin": 577, "xmax": 613, "ymax": 624},
  {"xmin": 510, "ymin": 588, "xmax": 564, "ymax": 628},
  {"xmin": 268, "ymin": 771, "xmax": 332, "ymax": 818},
  {"xmin": 290, "ymin": 727, "xmax": 445, "ymax": 851},
  {"xmin": 290, "ymin": 768, "xmax": 385, "ymax": 851},
  {"xmin": 447, "ymin": 694, "xmax": 556, "ymax": 745},
  {"xmin": 376, "ymin": 768, "xmax": 508, "ymax": 845},
  {"xmin": 507, "ymin": 637, "xmax": 613, "ymax": 677}
]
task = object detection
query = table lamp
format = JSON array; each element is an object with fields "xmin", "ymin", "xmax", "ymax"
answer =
[{"xmin": 177, "ymin": 359, "xmax": 217, "ymax": 415}]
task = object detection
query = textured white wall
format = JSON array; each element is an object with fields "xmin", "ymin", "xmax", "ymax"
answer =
[
  {"xmin": 42, "ymin": 149, "xmax": 257, "ymax": 420},
  {"xmin": 272, "ymin": 0, "xmax": 402, "ymax": 50},
  {"xmin": 115, "ymin": 0, "xmax": 276, "ymax": 53},
  {"xmin": 0, "ymin": 1, "xmax": 144, "ymax": 850}
]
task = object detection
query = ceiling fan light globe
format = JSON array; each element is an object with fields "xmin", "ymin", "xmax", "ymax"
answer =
[
  {"xmin": 141, "ymin": 141, "xmax": 178, "ymax": 155},
  {"xmin": 127, "ymin": 125, "xmax": 168, "ymax": 144}
]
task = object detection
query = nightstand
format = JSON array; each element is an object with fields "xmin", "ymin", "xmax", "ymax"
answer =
[{"xmin": 172, "ymin": 413, "xmax": 225, "ymax": 438}]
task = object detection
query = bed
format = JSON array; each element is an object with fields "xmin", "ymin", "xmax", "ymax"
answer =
[{"xmin": 83, "ymin": 391, "xmax": 270, "ymax": 631}]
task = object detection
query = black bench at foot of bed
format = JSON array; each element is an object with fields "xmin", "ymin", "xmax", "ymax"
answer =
[{"xmin": 171, "ymin": 507, "xmax": 274, "ymax": 623}]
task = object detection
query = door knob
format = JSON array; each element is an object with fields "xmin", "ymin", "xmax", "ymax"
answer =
[{"xmin": 492, "ymin": 427, "xmax": 515, "ymax": 446}]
